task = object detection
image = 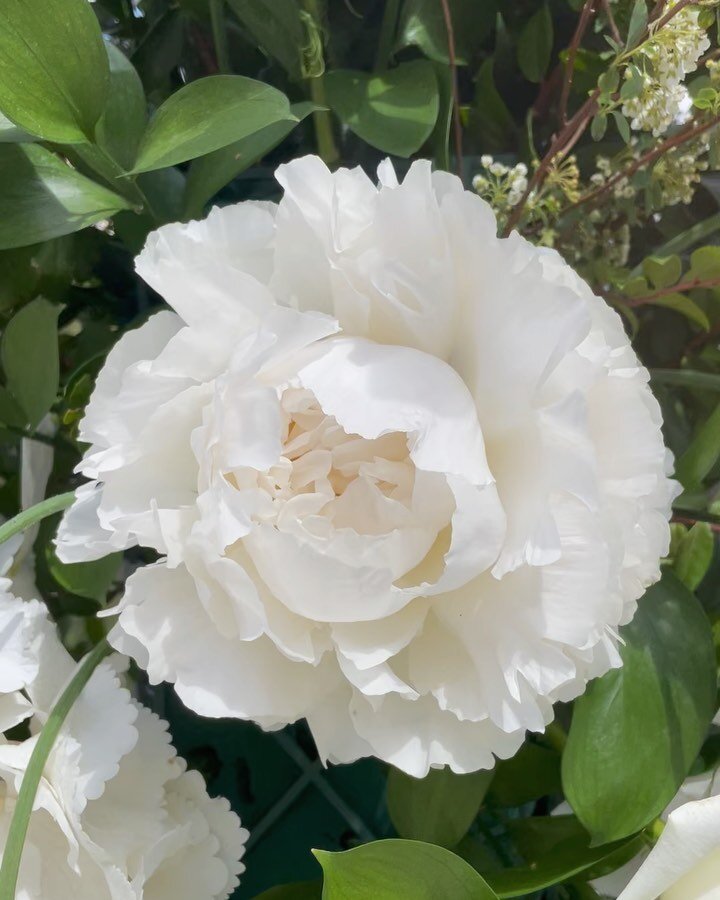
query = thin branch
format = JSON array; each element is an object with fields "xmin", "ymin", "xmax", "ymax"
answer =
[
  {"xmin": 601, "ymin": 0, "xmax": 622, "ymax": 44},
  {"xmin": 565, "ymin": 114, "xmax": 720, "ymax": 215},
  {"xmin": 559, "ymin": 0, "xmax": 598, "ymax": 125},
  {"xmin": 621, "ymin": 275, "xmax": 720, "ymax": 308},
  {"xmin": 440, "ymin": 0, "xmax": 463, "ymax": 178},
  {"xmin": 654, "ymin": 0, "xmax": 696, "ymax": 30},
  {"xmin": 502, "ymin": 87, "xmax": 601, "ymax": 235},
  {"xmin": 672, "ymin": 515, "xmax": 720, "ymax": 533}
]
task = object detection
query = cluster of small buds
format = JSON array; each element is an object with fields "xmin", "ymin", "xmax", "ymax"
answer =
[
  {"xmin": 654, "ymin": 136, "xmax": 711, "ymax": 205},
  {"xmin": 622, "ymin": 1, "xmax": 711, "ymax": 136},
  {"xmin": 472, "ymin": 155, "xmax": 529, "ymax": 212},
  {"xmin": 589, "ymin": 156, "xmax": 635, "ymax": 200}
]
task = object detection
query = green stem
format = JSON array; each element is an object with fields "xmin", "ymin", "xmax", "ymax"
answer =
[
  {"xmin": 301, "ymin": 0, "xmax": 339, "ymax": 167},
  {"xmin": 209, "ymin": 0, "xmax": 231, "ymax": 74},
  {"xmin": 544, "ymin": 721, "xmax": 568, "ymax": 753},
  {"xmin": 0, "ymin": 639, "xmax": 112, "ymax": 900},
  {"xmin": 0, "ymin": 491, "xmax": 75, "ymax": 548},
  {"xmin": 374, "ymin": 0, "xmax": 401, "ymax": 71}
]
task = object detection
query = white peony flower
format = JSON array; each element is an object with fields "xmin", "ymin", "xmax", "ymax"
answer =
[
  {"xmin": 589, "ymin": 766, "xmax": 720, "ymax": 899},
  {"xmin": 0, "ymin": 580, "xmax": 248, "ymax": 898},
  {"xmin": 56, "ymin": 156, "xmax": 677, "ymax": 777}
]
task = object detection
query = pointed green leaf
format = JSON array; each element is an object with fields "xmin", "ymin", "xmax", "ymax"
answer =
[
  {"xmin": 325, "ymin": 60, "xmax": 439, "ymax": 157},
  {"xmin": 562, "ymin": 573, "xmax": 716, "ymax": 845},
  {"xmin": 674, "ymin": 522, "xmax": 714, "ymax": 591},
  {"xmin": 675, "ymin": 402, "xmax": 720, "ymax": 490},
  {"xmin": 397, "ymin": 0, "xmax": 498, "ymax": 65},
  {"xmin": 387, "ymin": 766, "xmax": 493, "ymax": 848},
  {"xmin": 130, "ymin": 75, "xmax": 297, "ymax": 173},
  {"xmin": 626, "ymin": 0, "xmax": 649, "ymax": 50},
  {"xmin": 689, "ymin": 245, "xmax": 720, "ymax": 280},
  {"xmin": 96, "ymin": 45, "xmax": 147, "ymax": 171},
  {"xmin": 0, "ymin": 0, "xmax": 109, "ymax": 143},
  {"xmin": 0, "ymin": 145, "xmax": 130, "ymax": 250},
  {"xmin": 226, "ymin": 0, "xmax": 306, "ymax": 78},
  {"xmin": 517, "ymin": 5, "xmax": 553, "ymax": 83},
  {"xmin": 650, "ymin": 293, "xmax": 710, "ymax": 331},
  {"xmin": 183, "ymin": 101, "xmax": 314, "ymax": 218},
  {"xmin": 1, "ymin": 298, "xmax": 60, "ymax": 427},
  {"xmin": 314, "ymin": 840, "xmax": 498, "ymax": 899}
]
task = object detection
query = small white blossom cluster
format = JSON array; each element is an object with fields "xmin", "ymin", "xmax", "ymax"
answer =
[
  {"xmin": 622, "ymin": 1, "xmax": 711, "ymax": 136},
  {"xmin": 654, "ymin": 142, "xmax": 710, "ymax": 205},
  {"xmin": 472, "ymin": 155, "xmax": 529, "ymax": 211}
]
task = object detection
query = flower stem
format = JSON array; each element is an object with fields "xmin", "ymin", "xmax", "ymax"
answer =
[
  {"xmin": 0, "ymin": 639, "xmax": 112, "ymax": 900},
  {"xmin": 301, "ymin": 0, "xmax": 339, "ymax": 167},
  {"xmin": 374, "ymin": 0, "xmax": 400, "ymax": 71},
  {"xmin": 0, "ymin": 491, "xmax": 75, "ymax": 548}
]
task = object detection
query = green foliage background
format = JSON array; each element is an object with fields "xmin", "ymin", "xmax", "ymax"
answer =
[{"xmin": 2, "ymin": 0, "xmax": 720, "ymax": 897}]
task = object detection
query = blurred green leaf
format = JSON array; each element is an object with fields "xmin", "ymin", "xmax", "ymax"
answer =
[
  {"xmin": 517, "ymin": 5, "xmax": 553, "ymax": 83},
  {"xmin": 397, "ymin": 0, "xmax": 497, "ymax": 65},
  {"xmin": 183, "ymin": 101, "xmax": 314, "ymax": 218},
  {"xmin": 674, "ymin": 522, "xmax": 714, "ymax": 591},
  {"xmin": 387, "ymin": 766, "xmax": 493, "ymax": 849},
  {"xmin": 649, "ymin": 293, "xmax": 710, "ymax": 331},
  {"xmin": 0, "ymin": 0, "xmax": 109, "ymax": 143},
  {"xmin": 688, "ymin": 245, "xmax": 720, "ymax": 281},
  {"xmin": 466, "ymin": 57, "xmax": 515, "ymax": 151},
  {"xmin": 675, "ymin": 403, "xmax": 720, "ymax": 490},
  {"xmin": 1, "ymin": 298, "xmax": 59, "ymax": 428},
  {"xmin": 314, "ymin": 840, "xmax": 498, "ymax": 899},
  {"xmin": 46, "ymin": 548, "xmax": 122, "ymax": 603},
  {"xmin": 626, "ymin": 0, "xmax": 649, "ymax": 50},
  {"xmin": 487, "ymin": 742, "xmax": 561, "ymax": 807},
  {"xmin": 0, "ymin": 111, "xmax": 35, "ymax": 144},
  {"xmin": 130, "ymin": 75, "xmax": 297, "ymax": 173},
  {"xmin": 483, "ymin": 817, "xmax": 645, "ymax": 898},
  {"xmin": 226, "ymin": 0, "xmax": 305, "ymax": 78},
  {"xmin": 562, "ymin": 572, "xmax": 716, "ymax": 845},
  {"xmin": 131, "ymin": 8, "xmax": 186, "ymax": 93},
  {"xmin": 325, "ymin": 61, "xmax": 439, "ymax": 157},
  {"xmin": 0, "ymin": 386, "xmax": 26, "ymax": 429},
  {"xmin": 642, "ymin": 255, "xmax": 682, "ymax": 289},
  {"xmin": 651, "ymin": 369, "xmax": 720, "ymax": 392},
  {"xmin": 0, "ymin": 145, "xmax": 130, "ymax": 250}
]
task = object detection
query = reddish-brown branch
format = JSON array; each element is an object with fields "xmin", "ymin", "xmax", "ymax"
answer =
[
  {"xmin": 565, "ymin": 115, "xmax": 720, "ymax": 215},
  {"xmin": 601, "ymin": 0, "xmax": 622, "ymax": 44},
  {"xmin": 560, "ymin": 0, "xmax": 598, "ymax": 125},
  {"xmin": 620, "ymin": 276, "xmax": 720, "ymax": 308},
  {"xmin": 502, "ymin": 87, "xmax": 601, "ymax": 235},
  {"xmin": 672, "ymin": 515, "xmax": 720, "ymax": 533},
  {"xmin": 440, "ymin": 0, "xmax": 463, "ymax": 178},
  {"xmin": 654, "ymin": 0, "xmax": 696, "ymax": 31}
]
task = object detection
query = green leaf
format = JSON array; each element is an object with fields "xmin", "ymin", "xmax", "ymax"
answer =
[
  {"xmin": 1, "ymin": 298, "xmax": 59, "ymax": 427},
  {"xmin": 674, "ymin": 522, "xmax": 714, "ymax": 591},
  {"xmin": 0, "ymin": 387, "xmax": 26, "ymax": 428},
  {"xmin": 0, "ymin": 145, "xmax": 130, "ymax": 250},
  {"xmin": 0, "ymin": 111, "xmax": 34, "ymax": 144},
  {"xmin": 486, "ymin": 742, "xmax": 561, "ymax": 807},
  {"xmin": 562, "ymin": 572, "xmax": 716, "ymax": 845},
  {"xmin": 183, "ymin": 101, "xmax": 314, "ymax": 218},
  {"xmin": 517, "ymin": 5, "xmax": 553, "ymax": 83},
  {"xmin": 96, "ymin": 45, "xmax": 146, "ymax": 171},
  {"xmin": 325, "ymin": 61, "xmax": 439, "ymax": 157},
  {"xmin": 651, "ymin": 368, "xmax": 720, "ymax": 393},
  {"xmin": 612, "ymin": 111, "xmax": 630, "ymax": 143},
  {"xmin": 397, "ymin": 0, "xmax": 497, "ymax": 65},
  {"xmin": 590, "ymin": 113, "xmax": 607, "ymax": 141},
  {"xmin": 649, "ymin": 293, "xmax": 710, "ymax": 331},
  {"xmin": 387, "ymin": 767, "xmax": 493, "ymax": 849},
  {"xmin": 620, "ymin": 65, "xmax": 645, "ymax": 101},
  {"xmin": 0, "ymin": 0, "xmax": 109, "ymax": 143},
  {"xmin": 483, "ymin": 817, "xmax": 645, "ymax": 898},
  {"xmin": 689, "ymin": 245, "xmax": 720, "ymax": 280},
  {"xmin": 643, "ymin": 255, "xmax": 682, "ymax": 290},
  {"xmin": 226, "ymin": 0, "xmax": 306, "ymax": 78},
  {"xmin": 675, "ymin": 403, "xmax": 720, "ymax": 490},
  {"xmin": 130, "ymin": 75, "xmax": 297, "ymax": 174},
  {"xmin": 46, "ymin": 549, "xmax": 122, "ymax": 603},
  {"xmin": 626, "ymin": 0, "xmax": 649, "ymax": 50},
  {"xmin": 314, "ymin": 840, "xmax": 498, "ymax": 899},
  {"xmin": 467, "ymin": 57, "xmax": 515, "ymax": 151}
]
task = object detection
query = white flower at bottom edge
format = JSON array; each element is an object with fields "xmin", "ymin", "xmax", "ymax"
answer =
[
  {"xmin": 0, "ymin": 579, "xmax": 248, "ymax": 899},
  {"xmin": 56, "ymin": 155, "xmax": 678, "ymax": 777}
]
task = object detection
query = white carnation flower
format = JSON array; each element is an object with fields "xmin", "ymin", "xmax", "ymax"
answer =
[
  {"xmin": 56, "ymin": 156, "xmax": 677, "ymax": 777},
  {"xmin": 0, "ymin": 581, "xmax": 248, "ymax": 898}
]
